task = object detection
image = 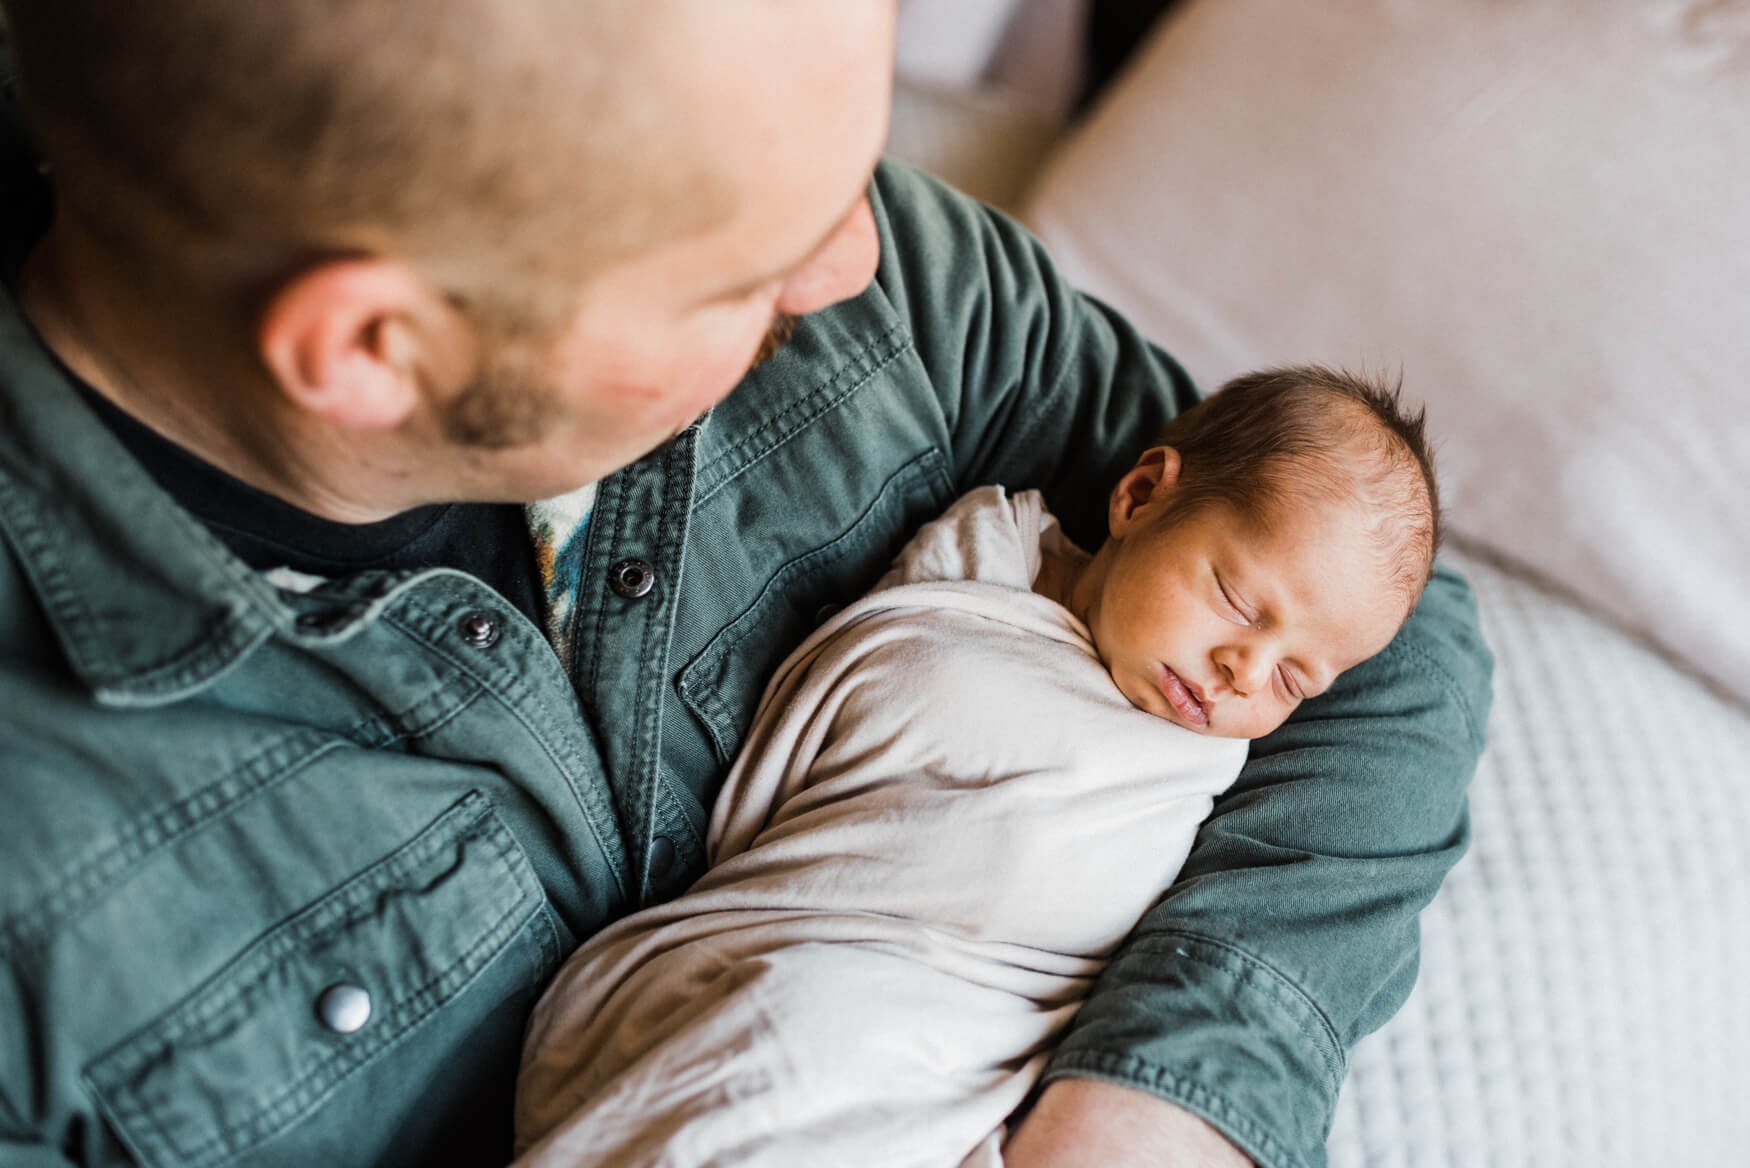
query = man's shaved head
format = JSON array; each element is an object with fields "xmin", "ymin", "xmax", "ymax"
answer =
[
  {"xmin": 3, "ymin": 0, "xmax": 739, "ymax": 329},
  {"xmin": 5, "ymin": 0, "xmax": 892, "ymax": 517}
]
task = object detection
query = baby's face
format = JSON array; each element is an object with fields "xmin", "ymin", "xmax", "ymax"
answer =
[{"xmin": 1081, "ymin": 495, "xmax": 1408, "ymax": 739}]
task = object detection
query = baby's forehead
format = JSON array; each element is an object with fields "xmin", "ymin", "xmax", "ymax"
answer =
[
  {"xmin": 1265, "ymin": 454, "xmax": 1433, "ymax": 575},
  {"xmin": 1239, "ymin": 492, "xmax": 1420, "ymax": 631}
]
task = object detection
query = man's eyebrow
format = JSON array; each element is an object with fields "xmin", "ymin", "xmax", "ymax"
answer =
[{"xmin": 711, "ymin": 184, "xmax": 870, "ymax": 302}]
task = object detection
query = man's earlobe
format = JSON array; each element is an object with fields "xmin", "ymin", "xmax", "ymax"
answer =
[
  {"xmin": 1108, "ymin": 445, "xmax": 1182, "ymax": 536},
  {"xmin": 257, "ymin": 259, "xmax": 430, "ymax": 432}
]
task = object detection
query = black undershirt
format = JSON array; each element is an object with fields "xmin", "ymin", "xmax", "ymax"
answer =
[{"xmin": 71, "ymin": 378, "xmax": 546, "ymax": 628}]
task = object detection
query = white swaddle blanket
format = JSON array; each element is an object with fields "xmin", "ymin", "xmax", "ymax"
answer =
[{"xmin": 514, "ymin": 486, "xmax": 1247, "ymax": 1168}]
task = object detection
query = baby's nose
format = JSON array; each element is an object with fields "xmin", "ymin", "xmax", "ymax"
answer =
[{"xmin": 1217, "ymin": 646, "xmax": 1272, "ymax": 697}]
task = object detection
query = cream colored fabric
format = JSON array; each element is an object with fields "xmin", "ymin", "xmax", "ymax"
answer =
[
  {"xmin": 1023, "ymin": 0, "xmax": 1750, "ymax": 705},
  {"xmin": 513, "ymin": 487, "xmax": 1246, "ymax": 1168}
]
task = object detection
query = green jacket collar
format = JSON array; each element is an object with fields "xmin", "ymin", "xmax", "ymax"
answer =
[{"xmin": 0, "ymin": 279, "xmax": 295, "ymax": 706}]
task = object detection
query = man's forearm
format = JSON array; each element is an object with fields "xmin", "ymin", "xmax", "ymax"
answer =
[{"xmin": 1006, "ymin": 1079, "xmax": 1252, "ymax": 1168}]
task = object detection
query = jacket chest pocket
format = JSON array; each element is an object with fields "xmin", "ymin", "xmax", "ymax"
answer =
[
  {"xmin": 83, "ymin": 792, "xmax": 559, "ymax": 1168},
  {"xmin": 678, "ymin": 448, "xmax": 951, "ymax": 770}
]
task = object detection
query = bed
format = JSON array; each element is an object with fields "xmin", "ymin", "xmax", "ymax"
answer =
[{"xmin": 888, "ymin": 1, "xmax": 1750, "ymax": 1163}]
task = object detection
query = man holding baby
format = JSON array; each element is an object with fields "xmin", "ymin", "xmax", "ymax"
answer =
[{"xmin": 0, "ymin": 3, "xmax": 1489, "ymax": 1166}]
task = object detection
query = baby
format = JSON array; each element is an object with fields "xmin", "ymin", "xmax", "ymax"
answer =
[{"xmin": 514, "ymin": 365, "xmax": 1439, "ymax": 1168}]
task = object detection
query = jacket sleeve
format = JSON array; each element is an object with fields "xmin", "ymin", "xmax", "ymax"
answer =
[
  {"xmin": 868, "ymin": 160, "xmax": 1201, "ymax": 550},
  {"xmin": 870, "ymin": 159, "xmax": 1494, "ymax": 1168}
]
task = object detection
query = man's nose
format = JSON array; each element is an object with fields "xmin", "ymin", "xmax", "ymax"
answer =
[{"xmin": 775, "ymin": 197, "xmax": 880, "ymax": 317}]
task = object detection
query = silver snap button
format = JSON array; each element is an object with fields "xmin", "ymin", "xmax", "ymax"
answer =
[
  {"xmin": 316, "ymin": 982, "xmax": 373, "ymax": 1034},
  {"xmin": 457, "ymin": 610, "xmax": 501, "ymax": 648},
  {"xmin": 609, "ymin": 559, "xmax": 656, "ymax": 599}
]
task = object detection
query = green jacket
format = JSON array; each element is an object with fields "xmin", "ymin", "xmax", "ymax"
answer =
[{"xmin": 0, "ymin": 111, "xmax": 1491, "ymax": 1168}]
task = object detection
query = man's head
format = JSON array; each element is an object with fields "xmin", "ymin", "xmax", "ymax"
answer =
[
  {"xmin": 5, "ymin": 0, "xmax": 894, "ymax": 511},
  {"xmin": 1068, "ymin": 365, "xmax": 1441, "ymax": 738}
]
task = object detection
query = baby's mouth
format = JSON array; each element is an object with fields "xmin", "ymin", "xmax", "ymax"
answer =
[{"xmin": 1157, "ymin": 665, "xmax": 1209, "ymax": 727}]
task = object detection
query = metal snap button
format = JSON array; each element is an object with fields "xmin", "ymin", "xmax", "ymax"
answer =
[
  {"xmin": 457, "ymin": 610, "xmax": 501, "ymax": 648},
  {"xmin": 315, "ymin": 982, "xmax": 373, "ymax": 1034},
  {"xmin": 609, "ymin": 559, "xmax": 656, "ymax": 599}
]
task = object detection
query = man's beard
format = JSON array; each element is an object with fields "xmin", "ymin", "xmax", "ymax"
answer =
[
  {"xmin": 750, "ymin": 312, "xmax": 797, "ymax": 369},
  {"xmin": 441, "ymin": 354, "xmax": 558, "ymax": 449},
  {"xmin": 439, "ymin": 311, "xmax": 800, "ymax": 449}
]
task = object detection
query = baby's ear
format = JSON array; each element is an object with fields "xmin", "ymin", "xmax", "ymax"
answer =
[{"xmin": 1108, "ymin": 445, "xmax": 1182, "ymax": 536}]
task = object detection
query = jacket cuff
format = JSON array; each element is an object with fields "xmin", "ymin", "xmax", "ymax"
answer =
[{"xmin": 1041, "ymin": 930, "xmax": 1344, "ymax": 1168}]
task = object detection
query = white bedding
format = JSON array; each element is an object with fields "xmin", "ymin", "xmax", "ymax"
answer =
[
  {"xmin": 514, "ymin": 487, "xmax": 1245, "ymax": 1167},
  {"xmin": 1329, "ymin": 544, "xmax": 1750, "ymax": 1166}
]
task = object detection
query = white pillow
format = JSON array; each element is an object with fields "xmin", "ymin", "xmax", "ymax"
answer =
[
  {"xmin": 1023, "ymin": 0, "xmax": 1750, "ymax": 705},
  {"xmin": 894, "ymin": 0, "xmax": 1030, "ymax": 91}
]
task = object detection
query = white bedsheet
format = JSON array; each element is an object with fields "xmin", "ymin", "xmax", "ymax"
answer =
[
  {"xmin": 1328, "ymin": 543, "xmax": 1750, "ymax": 1166},
  {"xmin": 514, "ymin": 487, "xmax": 1245, "ymax": 1168}
]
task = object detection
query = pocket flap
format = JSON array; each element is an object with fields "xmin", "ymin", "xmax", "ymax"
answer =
[
  {"xmin": 85, "ymin": 792, "xmax": 549, "ymax": 1168},
  {"xmin": 679, "ymin": 448, "xmax": 949, "ymax": 766}
]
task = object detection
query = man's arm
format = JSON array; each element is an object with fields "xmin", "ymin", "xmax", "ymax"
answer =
[
  {"xmin": 870, "ymin": 160, "xmax": 1493, "ymax": 1167},
  {"xmin": 868, "ymin": 163, "xmax": 1201, "ymax": 551},
  {"xmin": 1006, "ymin": 1078, "xmax": 1252, "ymax": 1167}
]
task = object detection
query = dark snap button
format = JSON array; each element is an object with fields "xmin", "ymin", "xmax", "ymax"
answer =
[
  {"xmin": 648, "ymin": 834, "xmax": 677, "ymax": 879},
  {"xmin": 296, "ymin": 609, "xmax": 347, "ymax": 633},
  {"xmin": 609, "ymin": 559, "xmax": 656, "ymax": 599},
  {"xmin": 457, "ymin": 610, "xmax": 501, "ymax": 648}
]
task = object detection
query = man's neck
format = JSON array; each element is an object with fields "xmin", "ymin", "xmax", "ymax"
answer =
[{"xmin": 16, "ymin": 222, "xmax": 426, "ymax": 524}]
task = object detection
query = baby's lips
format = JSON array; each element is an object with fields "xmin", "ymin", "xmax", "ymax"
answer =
[{"xmin": 1157, "ymin": 664, "xmax": 1209, "ymax": 726}]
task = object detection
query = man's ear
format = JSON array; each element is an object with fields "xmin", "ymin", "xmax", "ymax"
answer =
[
  {"xmin": 1108, "ymin": 445, "xmax": 1182, "ymax": 537},
  {"xmin": 257, "ymin": 258, "xmax": 458, "ymax": 432}
]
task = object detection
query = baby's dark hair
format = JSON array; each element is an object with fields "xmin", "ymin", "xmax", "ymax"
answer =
[{"xmin": 1157, "ymin": 365, "xmax": 1442, "ymax": 605}]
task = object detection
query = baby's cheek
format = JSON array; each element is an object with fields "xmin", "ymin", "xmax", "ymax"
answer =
[{"xmin": 1246, "ymin": 700, "xmax": 1297, "ymax": 740}]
